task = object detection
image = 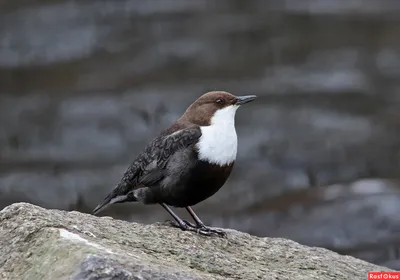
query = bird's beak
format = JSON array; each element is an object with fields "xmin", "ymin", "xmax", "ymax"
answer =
[{"xmin": 235, "ymin": 95, "xmax": 257, "ymax": 105}]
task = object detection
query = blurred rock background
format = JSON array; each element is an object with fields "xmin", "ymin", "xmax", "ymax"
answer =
[{"xmin": 1, "ymin": 0, "xmax": 400, "ymax": 270}]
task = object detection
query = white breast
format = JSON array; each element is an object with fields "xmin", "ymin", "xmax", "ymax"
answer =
[{"xmin": 196, "ymin": 105, "xmax": 239, "ymax": 166}]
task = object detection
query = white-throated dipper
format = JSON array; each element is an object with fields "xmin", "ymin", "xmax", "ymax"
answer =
[{"xmin": 93, "ymin": 91, "xmax": 257, "ymax": 237}]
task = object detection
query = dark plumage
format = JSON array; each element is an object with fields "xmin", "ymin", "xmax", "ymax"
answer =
[{"xmin": 93, "ymin": 91, "xmax": 256, "ymax": 237}]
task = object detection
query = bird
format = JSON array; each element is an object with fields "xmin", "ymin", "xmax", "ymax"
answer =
[{"xmin": 93, "ymin": 91, "xmax": 257, "ymax": 237}]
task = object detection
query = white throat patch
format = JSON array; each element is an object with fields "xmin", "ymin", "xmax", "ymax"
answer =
[{"xmin": 196, "ymin": 105, "xmax": 239, "ymax": 165}]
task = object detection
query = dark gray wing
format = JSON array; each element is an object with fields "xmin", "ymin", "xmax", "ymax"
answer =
[
  {"xmin": 93, "ymin": 125, "xmax": 201, "ymax": 214},
  {"xmin": 136, "ymin": 126, "xmax": 202, "ymax": 186},
  {"xmin": 119, "ymin": 125, "xmax": 202, "ymax": 189}
]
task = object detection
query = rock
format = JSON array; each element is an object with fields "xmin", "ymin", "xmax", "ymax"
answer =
[{"xmin": 0, "ymin": 203, "xmax": 391, "ymax": 280}]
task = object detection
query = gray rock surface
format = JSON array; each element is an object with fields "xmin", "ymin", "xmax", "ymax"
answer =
[{"xmin": 0, "ymin": 203, "xmax": 391, "ymax": 280}]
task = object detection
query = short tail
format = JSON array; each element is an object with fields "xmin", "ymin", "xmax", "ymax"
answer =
[{"xmin": 93, "ymin": 188, "xmax": 137, "ymax": 215}]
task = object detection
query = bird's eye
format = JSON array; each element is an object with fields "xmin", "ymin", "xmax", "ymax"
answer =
[{"xmin": 215, "ymin": 98, "xmax": 224, "ymax": 105}]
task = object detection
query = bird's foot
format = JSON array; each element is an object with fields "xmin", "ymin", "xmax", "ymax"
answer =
[
  {"xmin": 182, "ymin": 220, "xmax": 227, "ymax": 238},
  {"xmin": 182, "ymin": 219, "xmax": 196, "ymax": 228},
  {"xmin": 197, "ymin": 225, "xmax": 227, "ymax": 238},
  {"xmin": 164, "ymin": 220, "xmax": 223, "ymax": 237}
]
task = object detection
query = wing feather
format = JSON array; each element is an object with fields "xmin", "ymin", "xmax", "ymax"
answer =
[
  {"xmin": 136, "ymin": 126, "xmax": 201, "ymax": 186},
  {"xmin": 93, "ymin": 125, "xmax": 201, "ymax": 214}
]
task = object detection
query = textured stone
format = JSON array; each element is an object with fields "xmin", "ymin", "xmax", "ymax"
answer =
[{"xmin": 0, "ymin": 203, "xmax": 391, "ymax": 280}]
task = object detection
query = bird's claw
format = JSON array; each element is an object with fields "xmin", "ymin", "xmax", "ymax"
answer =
[
  {"xmin": 184, "ymin": 220, "xmax": 227, "ymax": 237},
  {"xmin": 183, "ymin": 220, "xmax": 227, "ymax": 237},
  {"xmin": 167, "ymin": 220, "xmax": 212, "ymax": 236},
  {"xmin": 197, "ymin": 226, "xmax": 227, "ymax": 237},
  {"xmin": 182, "ymin": 219, "xmax": 196, "ymax": 228},
  {"xmin": 165, "ymin": 220, "xmax": 226, "ymax": 237}
]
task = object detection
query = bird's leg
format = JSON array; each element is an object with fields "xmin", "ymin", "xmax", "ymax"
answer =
[
  {"xmin": 185, "ymin": 206, "xmax": 206, "ymax": 227},
  {"xmin": 160, "ymin": 203, "xmax": 212, "ymax": 236},
  {"xmin": 185, "ymin": 206, "xmax": 227, "ymax": 237},
  {"xmin": 160, "ymin": 203, "xmax": 188, "ymax": 228}
]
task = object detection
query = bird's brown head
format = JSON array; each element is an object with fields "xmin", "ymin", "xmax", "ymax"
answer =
[{"xmin": 182, "ymin": 91, "xmax": 257, "ymax": 126}]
